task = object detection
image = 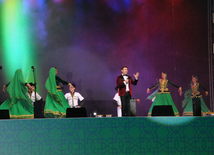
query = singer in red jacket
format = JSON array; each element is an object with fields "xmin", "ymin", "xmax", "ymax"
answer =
[{"xmin": 116, "ymin": 66, "xmax": 139, "ymax": 116}]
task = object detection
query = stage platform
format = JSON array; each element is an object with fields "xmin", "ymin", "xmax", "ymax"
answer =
[{"xmin": 0, "ymin": 117, "xmax": 213, "ymax": 155}]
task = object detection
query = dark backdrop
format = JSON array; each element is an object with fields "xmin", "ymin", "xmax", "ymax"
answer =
[{"xmin": 0, "ymin": 0, "xmax": 209, "ymax": 116}]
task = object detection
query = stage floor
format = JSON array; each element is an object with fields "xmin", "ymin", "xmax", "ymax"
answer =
[{"xmin": 0, "ymin": 116, "xmax": 213, "ymax": 155}]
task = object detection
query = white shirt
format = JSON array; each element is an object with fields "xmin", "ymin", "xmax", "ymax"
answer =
[
  {"xmin": 113, "ymin": 93, "xmax": 122, "ymax": 117},
  {"xmin": 64, "ymin": 92, "xmax": 84, "ymax": 108},
  {"xmin": 122, "ymin": 74, "xmax": 129, "ymax": 91},
  {"xmin": 27, "ymin": 92, "xmax": 42, "ymax": 105}
]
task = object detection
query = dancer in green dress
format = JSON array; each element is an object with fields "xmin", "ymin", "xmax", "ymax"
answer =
[
  {"xmin": 0, "ymin": 69, "xmax": 34, "ymax": 119},
  {"xmin": 44, "ymin": 67, "xmax": 71, "ymax": 118},
  {"xmin": 147, "ymin": 72, "xmax": 181, "ymax": 116},
  {"xmin": 181, "ymin": 75, "xmax": 210, "ymax": 116}
]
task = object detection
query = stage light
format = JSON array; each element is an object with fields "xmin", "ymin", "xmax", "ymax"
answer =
[
  {"xmin": 148, "ymin": 117, "xmax": 195, "ymax": 126},
  {"xmin": 0, "ymin": 0, "xmax": 36, "ymax": 82},
  {"xmin": 106, "ymin": 114, "xmax": 112, "ymax": 117},
  {"xmin": 93, "ymin": 111, "xmax": 97, "ymax": 117}
]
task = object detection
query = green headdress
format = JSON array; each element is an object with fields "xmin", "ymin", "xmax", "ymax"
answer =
[
  {"xmin": 7, "ymin": 69, "xmax": 32, "ymax": 107},
  {"xmin": 45, "ymin": 68, "xmax": 62, "ymax": 105}
]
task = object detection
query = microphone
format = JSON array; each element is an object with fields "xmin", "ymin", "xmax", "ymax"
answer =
[
  {"xmin": 31, "ymin": 66, "xmax": 35, "ymax": 70},
  {"xmin": 0, "ymin": 65, "xmax": 2, "ymax": 70}
]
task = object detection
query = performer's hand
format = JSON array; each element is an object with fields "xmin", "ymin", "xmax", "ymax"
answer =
[
  {"xmin": 3, "ymin": 86, "xmax": 7, "ymax": 92},
  {"xmin": 147, "ymin": 88, "xmax": 150, "ymax": 94},
  {"xmin": 118, "ymin": 105, "xmax": 122, "ymax": 109},
  {"xmin": 205, "ymin": 91, "xmax": 208, "ymax": 96},
  {"xmin": 179, "ymin": 92, "xmax": 182, "ymax": 96},
  {"xmin": 27, "ymin": 84, "xmax": 33, "ymax": 91},
  {"xmin": 133, "ymin": 72, "xmax": 139, "ymax": 79},
  {"xmin": 125, "ymin": 79, "xmax": 129, "ymax": 83},
  {"xmin": 178, "ymin": 87, "xmax": 182, "ymax": 92},
  {"xmin": 27, "ymin": 83, "xmax": 31, "ymax": 88}
]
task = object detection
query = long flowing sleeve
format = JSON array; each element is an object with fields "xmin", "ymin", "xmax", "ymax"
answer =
[
  {"xmin": 199, "ymin": 84, "xmax": 208, "ymax": 92},
  {"xmin": 182, "ymin": 85, "xmax": 191, "ymax": 92},
  {"xmin": 149, "ymin": 81, "xmax": 159, "ymax": 90},
  {"xmin": 56, "ymin": 76, "xmax": 69, "ymax": 85},
  {"xmin": 168, "ymin": 80, "xmax": 180, "ymax": 88}
]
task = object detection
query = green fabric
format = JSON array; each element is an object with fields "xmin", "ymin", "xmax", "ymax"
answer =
[
  {"xmin": 0, "ymin": 69, "xmax": 34, "ymax": 119},
  {"xmin": 182, "ymin": 81, "xmax": 210, "ymax": 116},
  {"xmin": 183, "ymin": 97, "xmax": 210, "ymax": 116},
  {"xmin": 182, "ymin": 88, "xmax": 191, "ymax": 108},
  {"xmin": 44, "ymin": 68, "xmax": 70, "ymax": 118},
  {"xmin": 148, "ymin": 93, "xmax": 179, "ymax": 116},
  {"xmin": 146, "ymin": 89, "xmax": 158, "ymax": 100},
  {"xmin": 45, "ymin": 68, "xmax": 62, "ymax": 105}
]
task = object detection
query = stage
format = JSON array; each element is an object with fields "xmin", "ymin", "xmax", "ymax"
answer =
[{"xmin": 0, "ymin": 117, "xmax": 213, "ymax": 155}]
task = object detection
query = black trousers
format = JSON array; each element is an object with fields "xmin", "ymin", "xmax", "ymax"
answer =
[
  {"xmin": 192, "ymin": 97, "xmax": 201, "ymax": 116},
  {"xmin": 34, "ymin": 100, "xmax": 44, "ymax": 118},
  {"xmin": 120, "ymin": 91, "xmax": 131, "ymax": 116}
]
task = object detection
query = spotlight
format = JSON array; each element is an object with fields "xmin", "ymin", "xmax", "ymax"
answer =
[
  {"xmin": 97, "ymin": 115, "xmax": 103, "ymax": 118},
  {"xmin": 106, "ymin": 114, "xmax": 112, "ymax": 117},
  {"xmin": 93, "ymin": 111, "xmax": 97, "ymax": 117}
]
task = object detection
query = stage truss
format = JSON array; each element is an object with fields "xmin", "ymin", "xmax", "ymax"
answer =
[{"xmin": 208, "ymin": 0, "xmax": 214, "ymax": 112}]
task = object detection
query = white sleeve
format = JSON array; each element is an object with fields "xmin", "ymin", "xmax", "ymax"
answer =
[
  {"xmin": 27, "ymin": 92, "xmax": 30, "ymax": 99},
  {"xmin": 113, "ymin": 93, "xmax": 119, "ymax": 102},
  {"xmin": 36, "ymin": 92, "xmax": 42, "ymax": 100},
  {"xmin": 64, "ymin": 93, "xmax": 69, "ymax": 100},
  {"xmin": 77, "ymin": 92, "xmax": 84, "ymax": 101}
]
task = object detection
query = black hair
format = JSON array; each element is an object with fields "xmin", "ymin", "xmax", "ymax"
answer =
[
  {"xmin": 72, "ymin": 83, "xmax": 76, "ymax": 88},
  {"xmin": 121, "ymin": 66, "xmax": 128, "ymax": 70},
  {"xmin": 29, "ymin": 82, "xmax": 35, "ymax": 86}
]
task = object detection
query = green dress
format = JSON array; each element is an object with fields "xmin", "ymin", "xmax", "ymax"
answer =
[
  {"xmin": 44, "ymin": 68, "xmax": 70, "ymax": 118},
  {"xmin": 0, "ymin": 69, "xmax": 34, "ymax": 119},
  {"xmin": 147, "ymin": 79, "xmax": 180, "ymax": 117},
  {"xmin": 182, "ymin": 83, "xmax": 210, "ymax": 116}
]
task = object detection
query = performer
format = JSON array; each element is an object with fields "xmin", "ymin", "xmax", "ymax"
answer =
[
  {"xmin": 0, "ymin": 69, "xmax": 34, "ymax": 119},
  {"xmin": 147, "ymin": 72, "xmax": 181, "ymax": 117},
  {"xmin": 27, "ymin": 82, "xmax": 42, "ymax": 105},
  {"xmin": 44, "ymin": 67, "xmax": 71, "ymax": 118},
  {"xmin": 116, "ymin": 66, "xmax": 139, "ymax": 116},
  {"xmin": 113, "ymin": 87, "xmax": 122, "ymax": 117},
  {"xmin": 64, "ymin": 84, "xmax": 85, "ymax": 108},
  {"xmin": 180, "ymin": 75, "xmax": 210, "ymax": 116}
]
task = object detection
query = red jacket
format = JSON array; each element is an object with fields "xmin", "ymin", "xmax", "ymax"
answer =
[{"xmin": 116, "ymin": 75, "xmax": 138, "ymax": 96}]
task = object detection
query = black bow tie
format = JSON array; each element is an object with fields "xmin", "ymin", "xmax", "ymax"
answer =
[{"xmin": 123, "ymin": 75, "xmax": 127, "ymax": 77}]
